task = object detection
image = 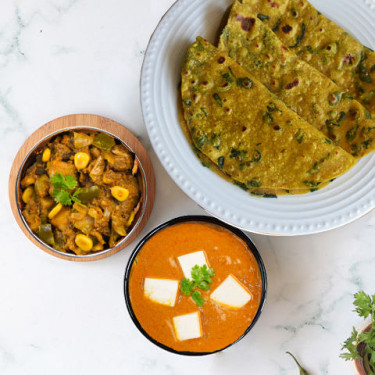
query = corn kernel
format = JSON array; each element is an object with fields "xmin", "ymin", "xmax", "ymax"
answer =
[
  {"xmin": 75, "ymin": 234, "xmax": 93, "ymax": 251},
  {"xmin": 22, "ymin": 186, "xmax": 35, "ymax": 204},
  {"xmin": 48, "ymin": 203, "xmax": 63, "ymax": 219},
  {"xmin": 42, "ymin": 148, "xmax": 51, "ymax": 162},
  {"xmin": 74, "ymin": 152, "xmax": 90, "ymax": 170},
  {"xmin": 111, "ymin": 186, "xmax": 129, "ymax": 202},
  {"xmin": 126, "ymin": 211, "xmax": 135, "ymax": 227}
]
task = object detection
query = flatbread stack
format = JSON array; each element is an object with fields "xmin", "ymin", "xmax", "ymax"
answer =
[
  {"xmin": 219, "ymin": 1, "xmax": 375, "ymax": 158},
  {"xmin": 180, "ymin": 0, "xmax": 375, "ymax": 197},
  {"xmin": 241, "ymin": 0, "xmax": 375, "ymax": 114}
]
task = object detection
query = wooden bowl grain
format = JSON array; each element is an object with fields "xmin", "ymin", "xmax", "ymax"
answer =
[{"xmin": 9, "ymin": 114, "xmax": 155, "ymax": 261}]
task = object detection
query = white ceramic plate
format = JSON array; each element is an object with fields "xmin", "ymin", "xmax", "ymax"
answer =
[{"xmin": 141, "ymin": 0, "xmax": 375, "ymax": 235}]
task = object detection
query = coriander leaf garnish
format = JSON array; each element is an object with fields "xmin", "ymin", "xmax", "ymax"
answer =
[
  {"xmin": 340, "ymin": 291, "xmax": 375, "ymax": 370},
  {"xmin": 51, "ymin": 188, "xmax": 72, "ymax": 206},
  {"xmin": 179, "ymin": 264, "xmax": 215, "ymax": 306},
  {"xmin": 180, "ymin": 278, "xmax": 195, "ymax": 296},
  {"xmin": 50, "ymin": 173, "xmax": 85, "ymax": 207},
  {"xmin": 50, "ymin": 173, "xmax": 77, "ymax": 190},
  {"xmin": 192, "ymin": 291, "xmax": 204, "ymax": 307}
]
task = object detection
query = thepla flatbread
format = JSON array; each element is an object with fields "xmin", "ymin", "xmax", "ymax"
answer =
[
  {"xmin": 181, "ymin": 37, "xmax": 355, "ymax": 190},
  {"xmin": 241, "ymin": 0, "xmax": 375, "ymax": 114},
  {"xmin": 219, "ymin": 0, "xmax": 375, "ymax": 157}
]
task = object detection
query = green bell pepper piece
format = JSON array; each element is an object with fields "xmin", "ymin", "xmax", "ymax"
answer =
[
  {"xmin": 37, "ymin": 224, "xmax": 55, "ymax": 246},
  {"xmin": 75, "ymin": 186, "xmax": 100, "ymax": 203},
  {"xmin": 92, "ymin": 133, "xmax": 115, "ymax": 151}
]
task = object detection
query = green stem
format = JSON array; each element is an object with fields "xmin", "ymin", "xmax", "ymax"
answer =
[{"xmin": 286, "ymin": 352, "xmax": 310, "ymax": 375}]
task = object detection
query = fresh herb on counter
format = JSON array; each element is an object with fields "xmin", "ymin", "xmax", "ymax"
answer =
[
  {"xmin": 286, "ymin": 352, "xmax": 310, "ymax": 375},
  {"xmin": 340, "ymin": 291, "xmax": 375, "ymax": 373}
]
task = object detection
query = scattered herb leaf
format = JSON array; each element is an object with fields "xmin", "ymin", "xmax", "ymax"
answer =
[
  {"xmin": 257, "ymin": 13, "xmax": 270, "ymax": 21},
  {"xmin": 230, "ymin": 148, "xmax": 248, "ymax": 161},
  {"xmin": 272, "ymin": 18, "xmax": 281, "ymax": 32},
  {"xmin": 237, "ymin": 77, "xmax": 253, "ymax": 89},
  {"xmin": 340, "ymin": 291, "xmax": 375, "ymax": 372},
  {"xmin": 218, "ymin": 156, "xmax": 225, "ymax": 170},
  {"xmin": 286, "ymin": 352, "xmax": 310, "ymax": 375},
  {"xmin": 328, "ymin": 91, "xmax": 344, "ymax": 106},
  {"xmin": 222, "ymin": 72, "xmax": 234, "ymax": 83},
  {"xmin": 357, "ymin": 51, "xmax": 372, "ymax": 83},
  {"xmin": 253, "ymin": 150, "xmax": 261, "ymax": 162},
  {"xmin": 295, "ymin": 129, "xmax": 304, "ymax": 144},
  {"xmin": 289, "ymin": 23, "xmax": 305, "ymax": 48},
  {"xmin": 247, "ymin": 178, "xmax": 262, "ymax": 188},
  {"xmin": 213, "ymin": 93, "xmax": 223, "ymax": 107}
]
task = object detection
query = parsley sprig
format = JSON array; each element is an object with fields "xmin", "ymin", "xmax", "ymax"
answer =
[
  {"xmin": 50, "ymin": 173, "xmax": 84, "ymax": 207},
  {"xmin": 180, "ymin": 265, "xmax": 215, "ymax": 306},
  {"xmin": 340, "ymin": 291, "xmax": 375, "ymax": 373}
]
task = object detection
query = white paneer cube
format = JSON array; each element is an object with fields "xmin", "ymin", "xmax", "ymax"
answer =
[
  {"xmin": 177, "ymin": 251, "xmax": 208, "ymax": 278},
  {"xmin": 173, "ymin": 312, "xmax": 202, "ymax": 341},
  {"xmin": 144, "ymin": 278, "xmax": 179, "ymax": 307},
  {"xmin": 210, "ymin": 275, "xmax": 252, "ymax": 309}
]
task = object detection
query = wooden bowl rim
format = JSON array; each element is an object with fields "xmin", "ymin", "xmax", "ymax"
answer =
[{"xmin": 8, "ymin": 113, "xmax": 155, "ymax": 262}]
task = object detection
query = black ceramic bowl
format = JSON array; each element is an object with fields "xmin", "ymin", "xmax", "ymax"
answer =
[{"xmin": 123, "ymin": 215, "xmax": 267, "ymax": 355}]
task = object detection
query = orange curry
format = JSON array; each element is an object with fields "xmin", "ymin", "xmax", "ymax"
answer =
[{"xmin": 129, "ymin": 221, "xmax": 263, "ymax": 353}]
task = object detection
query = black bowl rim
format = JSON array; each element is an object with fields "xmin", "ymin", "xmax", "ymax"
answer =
[{"xmin": 123, "ymin": 215, "xmax": 267, "ymax": 356}]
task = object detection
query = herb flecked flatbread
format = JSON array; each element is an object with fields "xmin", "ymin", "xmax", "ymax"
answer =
[
  {"xmin": 181, "ymin": 37, "xmax": 355, "ymax": 191},
  {"xmin": 218, "ymin": 0, "xmax": 375, "ymax": 158},
  {"xmin": 179, "ymin": 107, "xmax": 331, "ymax": 196},
  {"xmin": 241, "ymin": 0, "xmax": 375, "ymax": 114}
]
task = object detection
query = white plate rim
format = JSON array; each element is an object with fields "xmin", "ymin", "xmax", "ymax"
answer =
[{"xmin": 141, "ymin": 0, "xmax": 375, "ymax": 236}]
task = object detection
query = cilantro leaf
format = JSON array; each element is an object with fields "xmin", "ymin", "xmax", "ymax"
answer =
[
  {"xmin": 192, "ymin": 291, "xmax": 204, "ymax": 307},
  {"xmin": 52, "ymin": 189, "xmax": 72, "ymax": 206},
  {"xmin": 197, "ymin": 280, "xmax": 210, "ymax": 291},
  {"xmin": 180, "ymin": 278, "xmax": 194, "ymax": 296},
  {"xmin": 354, "ymin": 291, "xmax": 375, "ymax": 319},
  {"xmin": 71, "ymin": 188, "xmax": 86, "ymax": 207},
  {"xmin": 50, "ymin": 173, "xmax": 77, "ymax": 190},
  {"xmin": 341, "ymin": 291, "xmax": 375, "ymax": 369},
  {"xmin": 179, "ymin": 263, "xmax": 216, "ymax": 306},
  {"xmin": 191, "ymin": 264, "xmax": 215, "ymax": 285},
  {"xmin": 340, "ymin": 327, "xmax": 361, "ymax": 361},
  {"xmin": 50, "ymin": 173, "xmax": 84, "ymax": 207}
]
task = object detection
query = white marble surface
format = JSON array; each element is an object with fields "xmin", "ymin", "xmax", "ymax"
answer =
[{"xmin": 1, "ymin": 0, "xmax": 375, "ymax": 374}]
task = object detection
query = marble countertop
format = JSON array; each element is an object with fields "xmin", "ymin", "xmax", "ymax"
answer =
[{"xmin": 1, "ymin": 0, "xmax": 374, "ymax": 374}]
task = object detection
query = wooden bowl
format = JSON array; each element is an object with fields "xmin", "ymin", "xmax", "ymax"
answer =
[{"xmin": 9, "ymin": 114, "xmax": 155, "ymax": 261}]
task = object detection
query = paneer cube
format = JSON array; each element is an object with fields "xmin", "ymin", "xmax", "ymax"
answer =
[
  {"xmin": 144, "ymin": 278, "xmax": 179, "ymax": 307},
  {"xmin": 173, "ymin": 312, "xmax": 202, "ymax": 341},
  {"xmin": 177, "ymin": 251, "xmax": 208, "ymax": 278},
  {"xmin": 210, "ymin": 275, "xmax": 252, "ymax": 308}
]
